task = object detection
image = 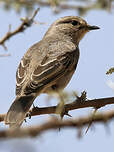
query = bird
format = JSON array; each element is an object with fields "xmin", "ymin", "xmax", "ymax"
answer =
[{"xmin": 5, "ymin": 16, "xmax": 100, "ymax": 128}]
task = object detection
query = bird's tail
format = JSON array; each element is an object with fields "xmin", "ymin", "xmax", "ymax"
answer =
[{"xmin": 5, "ymin": 94, "xmax": 35, "ymax": 129}]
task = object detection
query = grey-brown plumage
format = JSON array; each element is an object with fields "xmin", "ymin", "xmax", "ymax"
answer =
[{"xmin": 5, "ymin": 16, "xmax": 99, "ymax": 128}]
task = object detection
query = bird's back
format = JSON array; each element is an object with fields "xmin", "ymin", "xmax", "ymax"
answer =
[{"xmin": 16, "ymin": 37, "xmax": 78, "ymax": 96}]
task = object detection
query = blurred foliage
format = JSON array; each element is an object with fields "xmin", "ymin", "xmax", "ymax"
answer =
[
  {"xmin": 106, "ymin": 67, "xmax": 114, "ymax": 75},
  {"xmin": 0, "ymin": 0, "xmax": 113, "ymax": 15}
]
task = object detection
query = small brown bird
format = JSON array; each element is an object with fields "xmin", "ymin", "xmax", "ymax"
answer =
[{"xmin": 5, "ymin": 16, "xmax": 99, "ymax": 128}]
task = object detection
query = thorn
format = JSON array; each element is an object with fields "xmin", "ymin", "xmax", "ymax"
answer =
[
  {"xmin": 58, "ymin": 127, "xmax": 61, "ymax": 132},
  {"xmin": 77, "ymin": 127, "xmax": 82, "ymax": 138},
  {"xmin": 85, "ymin": 108, "xmax": 97, "ymax": 134},
  {"xmin": 24, "ymin": 118, "xmax": 27, "ymax": 122},
  {"xmin": 66, "ymin": 113, "xmax": 72, "ymax": 117},
  {"xmin": 85, "ymin": 121, "xmax": 92, "ymax": 134},
  {"xmin": 31, "ymin": 8, "xmax": 40, "ymax": 19},
  {"xmin": 8, "ymin": 24, "xmax": 11, "ymax": 33},
  {"xmin": 2, "ymin": 43, "xmax": 8, "ymax": 51},
  {"xmin": 32, "ymin": 104, "xmax": 39, "ymax": 111},
  {"xmin": 33, "ymin": 103, "xmax": 35, "ymax": 108}
]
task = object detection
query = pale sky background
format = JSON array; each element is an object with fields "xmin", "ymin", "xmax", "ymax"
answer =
[{"xmin": 0, "ymin": 3, "xmax": 114, "ymax": 152}]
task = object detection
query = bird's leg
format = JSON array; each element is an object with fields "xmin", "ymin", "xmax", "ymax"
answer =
[
  {"xmin": 26, "ymin": 103, "xmax": 39, "ymax": 120},
  {"xmin": 51, "ymin": 85, "xmax": 65, "ymax": 118},
  {"xmin": 56, "ymin": 91, "xmax": 65, "ymax": 119},
  {"xmin": 33, "ymin": 103, "xmax": 37, "ymax": 108},
  {"xmin": 57, "ymin": 92, "xmax": 65, "ymax": 131}
]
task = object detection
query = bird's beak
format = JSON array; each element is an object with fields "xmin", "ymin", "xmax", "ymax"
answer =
[{"xmin": 87, "ymin": 25, "xmax": 100, "ymax": 30}]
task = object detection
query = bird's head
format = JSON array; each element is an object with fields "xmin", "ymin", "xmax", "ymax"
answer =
[{"xmin": 44, "ymin": 16, "xmax": 100, "ymax": 44}]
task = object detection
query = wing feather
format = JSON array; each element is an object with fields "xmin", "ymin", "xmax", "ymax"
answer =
[
  {"xmin": 16, "ymin": 56, "xmax": 30, "ymax": 95},
  {"xmin": 24, "ymin": 53, "xmax": 72, "ymax": 94}
]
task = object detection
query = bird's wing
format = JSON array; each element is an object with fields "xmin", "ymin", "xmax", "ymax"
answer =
[
  {"xmin": 16, "ymin": 55, "xmax": 30, "ymax": 95},
  {"xmin": 24, "ymin": 48, "xmax": 79, "ymax": 95},
  {"xmin": 16, "ymin": 42, "xmax": 45, "ymax": 95},
  {"xmin": 16, "ymin": 40, "xmax": 79, "ymax": 96}
]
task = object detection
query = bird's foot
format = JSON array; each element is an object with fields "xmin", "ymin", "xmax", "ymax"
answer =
[{"xmin": 26, "ymin": 111, "xmax": 32, "ymax": 119}]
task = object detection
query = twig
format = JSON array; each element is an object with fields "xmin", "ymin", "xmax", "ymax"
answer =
[
  {"xmin": 106, "ymin": 67, "xmax": 114, "ymax": 74},
  {"xmin": 0, "ymin": 109, "xmax": 114, "ymax": 138},
  {"xmin": 0, "ymin": 8, "xmax": 39, "ymax": 49},
  {"xmin": 1, "ymin": 94, "xmax": 114, "ymax": 122},
  {"xmin": 13, "ymin": 0, "xmax": 113, "ymax": 12},
  {"xmin": 0, "ymin": 54, "xmax": 11, "ymax": 57}
]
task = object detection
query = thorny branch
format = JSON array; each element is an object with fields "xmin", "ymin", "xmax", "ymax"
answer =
[
  {"xmin": 0, "ymin": 109, "xmax": 114, "ymax": 138},
  {"xmin": 1, "ymin": 0, "xmax": 114, "ymax": 15},
  {"xmin": 0, "ymin": 8, "xmax": 39, "ymax": 50},
  {"xmin": 1, "ymin": 92, "xmax": 114, "ymax": 122},
  {"xmin": 35, "ymin": 0, "xmax": 113, "ymax": 13}
]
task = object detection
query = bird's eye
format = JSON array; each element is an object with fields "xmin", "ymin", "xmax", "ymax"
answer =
[{"xmin": 71, "ymin": 20, "xmax": 79, "ymax": 26}]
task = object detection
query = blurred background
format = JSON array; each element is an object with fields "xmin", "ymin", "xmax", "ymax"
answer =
[{"xmin": 0, "ymin": 0, "xmax": 114, "ymax": 152}]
